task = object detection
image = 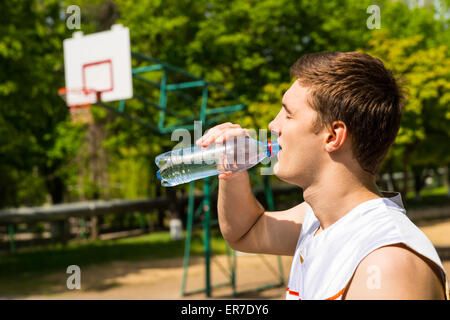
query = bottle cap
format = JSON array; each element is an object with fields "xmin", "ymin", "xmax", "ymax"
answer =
[{"xmin": 267, "ymin": 140, "xmax": 281, "ymax": 157}]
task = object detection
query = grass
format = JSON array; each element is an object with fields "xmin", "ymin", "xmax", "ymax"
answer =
[{"xmin": 0, "ymin": 228, "xmax": 228, "ymax": 292}]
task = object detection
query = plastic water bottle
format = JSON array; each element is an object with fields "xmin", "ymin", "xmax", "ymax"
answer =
[{"xmin": 155, "ymin": 137, "xmax": 280, "ymax": 187}]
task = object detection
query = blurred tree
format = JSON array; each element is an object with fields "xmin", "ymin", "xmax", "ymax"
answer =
[
  {"xmin": 1, "ymin": 0, "xmax": 449, "ymax": 210},
  {"xmin": 0, "ymin": 0, "xmax": 82, "ymax": 207},
  {"xmin": 365, "ymin": 31, "xmax": 450, "ymax": 198}
]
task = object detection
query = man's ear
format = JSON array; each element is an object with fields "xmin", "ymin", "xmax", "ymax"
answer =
[{"xmin": 324, "ymin": 121, "xmax": 347, "ymax": 153}]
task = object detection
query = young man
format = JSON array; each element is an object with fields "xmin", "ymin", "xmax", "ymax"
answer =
[{"xmin": 196, "ymin": 52, "xmax": 448, "ymax": 300}]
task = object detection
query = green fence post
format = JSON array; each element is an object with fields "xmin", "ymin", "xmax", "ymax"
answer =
[
  {"xmin": 225, "ymin": 243, "xmax": 236, "ymax": 296},
  {"xmin": 181, "ymin": 181, "xmax": 195, "ymax": 296},
  {"xmin": 138, "ymin": 213, "xmax": 147, "ymax": 231},
  {"xmin": 8, "ymin": 225, "xmax": 15, "ymax": 253},
  {"xmin": 264, "ymin": 175, "xmax": 285, "ymax": 285},
  {"xmin": 158, "ymin": 68, "xmax": 167, "ymax": 130},
  {"xmin": 203, "ymin": 177, "xmax": 211, "ymax": 297},
  {"xmin": 79, "ymin": 218, "xmax": 87, "ymax": 239}
]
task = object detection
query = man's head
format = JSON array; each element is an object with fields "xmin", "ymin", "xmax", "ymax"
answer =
[{"xmin": 269, "ymin": 52, "xmax": 404, "ymax": 186}]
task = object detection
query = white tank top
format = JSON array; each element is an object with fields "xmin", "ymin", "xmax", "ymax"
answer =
[{"xmin": 286, "ymin": 193, "xmax": 449, "ymax": 300}]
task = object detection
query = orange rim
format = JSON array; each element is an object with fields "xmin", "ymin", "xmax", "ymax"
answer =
[{"xmin": 58, "ymin": 87, "xmax": 99, "ymax": 109}]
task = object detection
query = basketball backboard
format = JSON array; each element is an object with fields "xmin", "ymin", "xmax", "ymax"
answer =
[{"xmin": 62, "ymin": 24, "xmax": 133, "ymax": 107}]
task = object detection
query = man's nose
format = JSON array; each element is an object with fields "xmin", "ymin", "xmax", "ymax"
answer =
[{"xmin": 268, "ymin": 118, "xmax": 280, "ymax": 135}]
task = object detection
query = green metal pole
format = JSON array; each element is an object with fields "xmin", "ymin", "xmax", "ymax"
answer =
[
  {"xmin": 138, "ymin": 213, "xmax": 147, "ymax": 231},
  {"xmin": 198, "ymin": 85, "xmax": 212, "ymax": 297},
  {"xmin": 79, "ymin": 218, "xmax": 87, "ymax": 239},
  {"xmin": 277, "ymin": 251, "xmax": 285, "ymax": 284},
  {"xmin": 264, "ymin": 175, "xmax": 275, "ymax": 211},
  {"xmin": 264, "ymin": 175, "xmax": 285, "ymax": 285},
  {"xmin": 181, "ymin": 181, "xmax": 195, "ymax": 296},
  {"xmin": 225, "ymin": 244, "xmax": 236, "ymax": 296},
  {"xmin": 203, "ymin": 177, "xmax": 211, "ymax": 297},
  {"xmin": 8, "ymin": 225, "xmax": 15, "ymax": 253},
  {"xmin": 200, "ymin": 86, "xmax": 208, "ymax": 121},
  {"xmin": 118, "ymin": 99, "xmax": 126, "ymax": 113},
  {"xmin": 158, "ymin": 69, "xmax": 168, "ymax": 130}
]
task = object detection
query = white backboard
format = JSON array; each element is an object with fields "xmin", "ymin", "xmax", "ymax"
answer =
[{"xmin": 62, "ymin": 24, "xmax": 133, "ymax": 106}]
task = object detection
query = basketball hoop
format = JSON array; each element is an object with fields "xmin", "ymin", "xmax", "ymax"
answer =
[
  {"xmin": 58, "ymin": 87, "xmax": 101, "ymax": 124},
  {"xmin": 59, "ymin": 24, "xmax": 133, "ymax": 124}
]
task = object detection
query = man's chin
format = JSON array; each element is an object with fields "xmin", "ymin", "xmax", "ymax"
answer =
[
  {"xmin": 273, "ymin": 162, "xmax": 281, "ymax": 177},
  {"xmin": 274, "ymin": 164, "xmax": 302, "ymax": 186},
  {"xmin": 273, "ymin": 164, "xmax": 288, "ymax": 182}
]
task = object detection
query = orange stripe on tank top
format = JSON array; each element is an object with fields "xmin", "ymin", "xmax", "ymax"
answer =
[
  {"xmin": 286, "ymin": 287, "xmax": 345, "ymax": 300},
  {"xmin": 286, "ymin": 287, "xmax": 299, "ymax": 296},
  {"xmin": 325, "ymin": 288, "xmax": 345, "ymax": 300}
]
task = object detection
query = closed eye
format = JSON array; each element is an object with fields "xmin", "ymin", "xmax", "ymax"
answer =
[
  {"xmin": 282, "ymin": 103, "xmax": 293, "ymax": 117},
  {"xmin": 282, "ymin": 105, "xmax": 293, "ymax": 119}
]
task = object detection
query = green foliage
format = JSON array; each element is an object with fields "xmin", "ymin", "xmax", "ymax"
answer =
[
  {"xmin": 364, "ymin": 30, "xmax": 450, "ymax": 172},
  {"xmin": 0, "ymin": 0, "xmax": 74, "ymax": 206},
  {"xmin": 1, "ymin": 0, "xmax": 449, "ymax": 207}
]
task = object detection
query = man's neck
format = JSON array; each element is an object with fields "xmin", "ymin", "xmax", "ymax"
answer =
[{"xmin": 302, "ymin": 167, "xmax": 383, "ymax": 233}]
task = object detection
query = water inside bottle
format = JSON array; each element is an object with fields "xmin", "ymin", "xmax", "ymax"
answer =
[{"xmin": 158, "ymin": 160, "xmax": 219, "ymax": 187}]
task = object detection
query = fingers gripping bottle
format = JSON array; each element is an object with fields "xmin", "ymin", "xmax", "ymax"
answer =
[{"xmin": 155, "ymin": 137, "xmax": 280, "ymax": 187}]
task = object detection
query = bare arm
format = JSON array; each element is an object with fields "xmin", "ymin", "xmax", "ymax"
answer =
[
  {"xmin": 218, "ymin": 171, "xmax": 306, "ymax": 255},
  {"xmin": 198, "ymin": 122, "xmax": 307, "ymax": 256},
  {"xmin": 217, "ymin": 171, "xmax": 264, "ymax": 244},
  {"xmin": 343, "ymin": 243, "xmax": 446, "ymax": 300}
]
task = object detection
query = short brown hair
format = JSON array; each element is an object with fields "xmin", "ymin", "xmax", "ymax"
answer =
[{"xmin": 290, "ymin": 52, "xmax": 404, "ymax": 174}]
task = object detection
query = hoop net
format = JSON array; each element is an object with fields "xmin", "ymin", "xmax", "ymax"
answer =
[{"xmin": 58, "ymin": 88, "xmax": 102, "ymax": 124}]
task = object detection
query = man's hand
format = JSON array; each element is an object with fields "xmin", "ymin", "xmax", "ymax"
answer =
[
  {"xmin": 196, "ymin": 122, "xmax": 251, "ymax": 179},
  {"xmin": 201, "ymin": 122, "xmax": 306, "ymax": 256}
]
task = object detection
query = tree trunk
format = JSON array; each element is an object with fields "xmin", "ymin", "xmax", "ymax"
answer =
[
  {"xmin": 90, "ymin": 216, "xmax": 99, "ymax": 240},
  {"xmin": 412, "ymin": 166, "xmax": 426, "ymax": 201},
  {"xmin": 46, "ymin": 175, "xmax": 70, "ymax": 244},
  {"xmin": 166, "ymin": 187, "xmax": 178, "ymax": 219},
  {"xmin": 156, "ymin": 184, "xmax": 165, "ymax": 229},
  {"xmin": 401, "ymin": 160, "xmax": 409, "ymax": 201},
  {"xmin": 401, "ymin": 140, "xmax": 420, "ymax": 200},
  {"xmin": 447, "ymin": 164, "xmax": 450, "ymax": 198}
]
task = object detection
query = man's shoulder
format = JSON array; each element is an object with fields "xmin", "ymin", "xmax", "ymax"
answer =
[
  {"xmin": 343, "ymin": 243, "xmax": 446, "ymax": 299},
  {"xmin": 354, "ymin": 196, "xmax": 409, "ymax": 238}
]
